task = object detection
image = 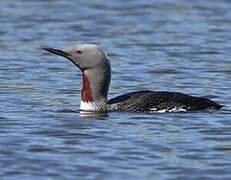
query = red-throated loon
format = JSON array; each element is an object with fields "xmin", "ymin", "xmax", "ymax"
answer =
[{"xmin": 43, "ymin": 44, "xmax": 222, "ymax": 112}]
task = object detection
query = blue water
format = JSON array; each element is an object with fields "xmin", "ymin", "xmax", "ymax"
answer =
[{"xmin": 1, "ymin": 0, "xmax": 231, "ymax": 179}]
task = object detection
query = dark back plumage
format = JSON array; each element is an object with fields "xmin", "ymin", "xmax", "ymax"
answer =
[{"xmin": 108, "ymin": 91, "xmax": 222, "ymax": 112}]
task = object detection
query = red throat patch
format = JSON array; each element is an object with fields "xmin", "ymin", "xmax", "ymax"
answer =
[{"xmin": 81, "ymin": 72, "xmax": 93, "ymax": 102}]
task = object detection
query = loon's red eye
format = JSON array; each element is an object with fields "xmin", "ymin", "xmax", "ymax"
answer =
[{"xmin": 77, "ymin": 50, "xmax": 82, "ymax": 54}]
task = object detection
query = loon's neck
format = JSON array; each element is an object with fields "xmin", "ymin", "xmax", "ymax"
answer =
[{"xmin": 80, "ymin": 61, "xmax": 111, "ymax": 111}]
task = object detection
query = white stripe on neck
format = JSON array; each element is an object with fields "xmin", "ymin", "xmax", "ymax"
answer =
[
  {"xmin": 80, "ymin": 100, "xmax": 107, "ymax": 111},
  {"xmin": 80, "ymin": 101, "xmax": 97, "ymax": 111}
]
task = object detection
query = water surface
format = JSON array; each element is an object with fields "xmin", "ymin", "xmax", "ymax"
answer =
[{"xmin": 1, "ymin": 0, "xmax": 231, "ymax": 179}]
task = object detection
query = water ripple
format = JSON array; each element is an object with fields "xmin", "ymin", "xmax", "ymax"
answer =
[{"xmin": 1, "ymin": 0, "xmax": 231, "ymax": 179}]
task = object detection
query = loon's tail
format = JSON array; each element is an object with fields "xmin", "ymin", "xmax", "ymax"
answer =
[
  {"xmin": 192, "ymin": 97, "xmax": 223, "ymax": 111},
  {"xmin": 214, "ymin": 103, "xmax": 224, "ymax": 110}
]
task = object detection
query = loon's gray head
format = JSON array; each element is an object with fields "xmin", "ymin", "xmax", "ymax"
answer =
[{"xmin": 43, "ymin": 44, "xmax": 111, "ymax": 111}]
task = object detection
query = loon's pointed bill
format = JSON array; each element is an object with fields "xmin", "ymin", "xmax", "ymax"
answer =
[{"xmin": 43, "ymin": 47, "xmax": 70, "ymax": 58}]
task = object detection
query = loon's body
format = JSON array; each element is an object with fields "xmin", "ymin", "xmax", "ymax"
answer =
[
  {"xmin": 108, "ymin": 91, "xmax": 221, "ymax": 112},
  {"xmin": 43, "ymin": 44, "xmax": 222, "ymax": 112}
]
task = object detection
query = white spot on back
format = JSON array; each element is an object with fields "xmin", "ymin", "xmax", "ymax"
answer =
[{"xmin": 150, "ymin": 107, "xmax": 187, "ymax": 113}]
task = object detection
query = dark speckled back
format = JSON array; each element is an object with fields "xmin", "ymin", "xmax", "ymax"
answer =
[{"xmin": 108, "ymin": 91, "xmax": 222, "ymax": 112}]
